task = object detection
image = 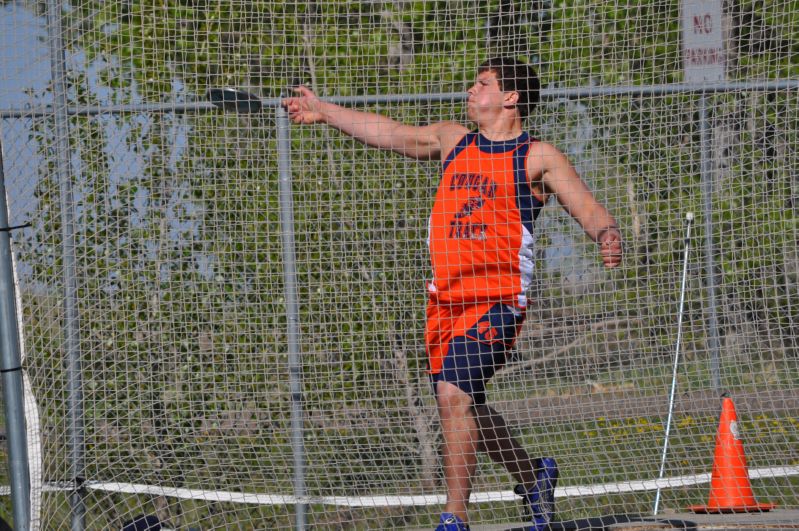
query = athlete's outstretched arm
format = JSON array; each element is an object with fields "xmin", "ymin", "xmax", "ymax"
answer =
[
  {"xmin": 531, "ymin": 143, "xmax": 623, "ymax": 268},
  {"xmin": 282, "ymin": 86, "xmax": 466, "ymax": 161}
]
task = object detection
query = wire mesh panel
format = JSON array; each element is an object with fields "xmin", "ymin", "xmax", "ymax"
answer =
[{"xmin": 0, "ymin": 0, "xmax": 797, "ymax": 529}]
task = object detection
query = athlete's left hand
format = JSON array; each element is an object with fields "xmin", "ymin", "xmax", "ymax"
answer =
[{"xmin": 598, "ymin": 228, "xmax": 623, "ymax": 268}]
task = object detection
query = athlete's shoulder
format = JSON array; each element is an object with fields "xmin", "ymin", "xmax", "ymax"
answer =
[
  {"xmin": 432, "ymin": 121, "xmax": 470, "ymax": 136},
  {"xmin": 526, "ymin": 139, "xmax": 563, "ymax": 155},
  {"xmin": 525, "ymin": 140, "xmax": 569, "ymax": 168},
  {"xmin": 432, "ymin": 122, "xmax": 471, "ymax": 160},
  {"xmin": 522, "ymin": 140, "xmax": 573, "ymax": 190}
]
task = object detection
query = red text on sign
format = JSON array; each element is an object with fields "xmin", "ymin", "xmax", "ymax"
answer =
[{"xmin": 693, "ymin": 14, "xmax": 714, "ymax": 34}]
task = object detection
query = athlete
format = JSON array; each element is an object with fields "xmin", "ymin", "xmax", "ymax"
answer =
[{"xmin": 283, "ymin": 57, "xmax": 623, "ymax": 531}]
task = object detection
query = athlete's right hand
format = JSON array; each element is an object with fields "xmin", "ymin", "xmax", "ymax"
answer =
[{"xmin": 283, "ymin": 86, "xmax": 325, "ymax": 124}]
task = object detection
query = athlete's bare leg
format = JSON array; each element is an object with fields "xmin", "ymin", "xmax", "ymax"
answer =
[
  {"xmin": 436, "ymin": 380, "xmax": 479, "ymax": 523},
  {"xmin": 473, "ymin": 404, "xmax": 537, "ymax": 489}
]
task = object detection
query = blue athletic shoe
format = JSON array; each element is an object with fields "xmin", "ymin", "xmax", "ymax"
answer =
[
  {"xmin": 514, "ymin": 457, "xmax": 559, "ymax": 530},
  {"xmin": 434, "ymin": 512, "xmax": 470, "ymax": 531}
]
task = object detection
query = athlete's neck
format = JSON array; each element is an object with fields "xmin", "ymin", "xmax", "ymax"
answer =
[
  {"xmin": 477, "ymin": 127, "xmax": 524, "ymax": 142},
  {"xmin": 476, "ymin": 116, "xmax": 524, "ymax": 141}
]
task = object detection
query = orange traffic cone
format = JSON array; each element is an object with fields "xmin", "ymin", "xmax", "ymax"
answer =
[{"xmin": 688, "ymin": 396, "xmax": 776, "ymax": 513}]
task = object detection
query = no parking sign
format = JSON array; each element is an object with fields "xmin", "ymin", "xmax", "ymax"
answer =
[{"xmin": 682, "ymin": 0, "xmax": 726, "ymax": 82}]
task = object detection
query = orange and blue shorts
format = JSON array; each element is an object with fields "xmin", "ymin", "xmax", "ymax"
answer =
[{"xmin": 426, "ymin": 300, "xmax": 526, "ymax": 405}]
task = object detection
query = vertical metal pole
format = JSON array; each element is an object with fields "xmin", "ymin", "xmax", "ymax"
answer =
[
  {"xmin": 653, "ymin": 213, "xmax": 694, "ymax": 515},
  {"xmin": 44, "ymin": 1, "xmax": 86, "ymax": 528},
  {"xmin": 276, "ymin": 105, "xmax": 307, "ymax": 530},
  {"xmin": 699, "ymin": 95, "xmax": 722, "ymax": 391},
  {"xmin": 0, "ymin": 142, "xmax": 32, "ymax": 530}
]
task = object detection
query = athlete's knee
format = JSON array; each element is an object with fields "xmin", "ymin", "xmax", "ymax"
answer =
[{"xmin": 436, "ymin": 380, "xmax": 473, "ymax": 416}]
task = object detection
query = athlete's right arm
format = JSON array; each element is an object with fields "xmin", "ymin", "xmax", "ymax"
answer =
[{"xmin": 282, "ymin": 86, "xmax": 464, "ymax": 161}]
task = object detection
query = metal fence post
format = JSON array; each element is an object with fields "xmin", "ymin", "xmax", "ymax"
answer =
[
  {"xmin": 276, "ymin": 103, "xmax": 307, "ymax": 530},
  {"xmin": 0, "ymin": 140, "xmax": 32, "ymax": 531},
  {"xmin": 44, "ymin": 0, "xmax": 86, "ymax": 528},
  {"xmin": 699, "ymin": 94, "xmax": 722, "ymax": 391}
]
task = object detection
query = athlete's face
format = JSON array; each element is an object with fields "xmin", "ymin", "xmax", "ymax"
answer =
[{"xmin": 466, "ymin": 70, "xmax": 512, "ymax": 122}]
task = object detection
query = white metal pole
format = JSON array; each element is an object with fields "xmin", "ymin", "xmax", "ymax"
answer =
[{"xmin": 653, "ymin": 212, "xmax": 694, "ymax": 515}]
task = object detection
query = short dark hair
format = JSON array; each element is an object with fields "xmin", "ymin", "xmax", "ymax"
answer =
[{"xmin": 478, "ymin": 57, "xmax": 540, "ymax": 120}]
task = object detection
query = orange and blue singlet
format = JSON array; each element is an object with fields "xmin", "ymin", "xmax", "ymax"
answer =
[{"xmin": 425, "ymin": 131, "xmax": 544, "ymax": 403}]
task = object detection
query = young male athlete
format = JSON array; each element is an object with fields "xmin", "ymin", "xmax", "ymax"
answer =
[{"xmin": 283, "ymin": 57, "xmax": 623, "ymax": 531}]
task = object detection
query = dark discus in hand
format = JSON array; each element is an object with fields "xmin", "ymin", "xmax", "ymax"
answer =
[{"xmin": 207, "ymin": 88, "xmax": 263, "ymax": 114}]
